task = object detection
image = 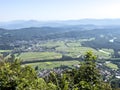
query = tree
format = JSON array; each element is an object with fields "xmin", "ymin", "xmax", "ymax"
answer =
[
  {"xmin": 0, "ymin": 58, "xmax": 57, "ymax": 90},
  {"xmin": 73, "ymin": 51, "xmax": 112, "ymax": 90}
]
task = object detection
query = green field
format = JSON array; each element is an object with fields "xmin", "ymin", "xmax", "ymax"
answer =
[
  {"xmin": 38, "ymin": 41, "xmax": 65, "ymax": 48},
  {"xmin": 15, "ymin": 52, "xmax": 62, "ymax": 61},
  {"xmin": 100, "ymin": 48, "xmax": 114, "ymax": 54},
  {"xmin": 105, "ymin": 62, "xmax": 118, "ymax": 70},
  {"xmin": 24, "ymin": 60, "xmax": 80, "ymax": 70},
  {"xmin": 0, "ymin": 50, "xmax": 11, "ymax": 53},
  {"xmin": 66, "ymin": 42, "xmax": 81, "ymax": 47}
]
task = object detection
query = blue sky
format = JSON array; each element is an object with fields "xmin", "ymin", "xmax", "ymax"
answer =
[{"xmin": 0, "ymin": 0, "xmax": 120, "ymax": 21}]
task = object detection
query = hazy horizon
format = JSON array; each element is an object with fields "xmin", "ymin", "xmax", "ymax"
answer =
[{"xmin": 0, "ymin": 0, "xmax": 120, "ymax": 22}]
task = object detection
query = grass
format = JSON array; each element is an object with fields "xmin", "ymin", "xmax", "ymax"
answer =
[
  {"xmin": 56, "ymin": 46, "xmax": 96, "ymax": 53},
  {"xmin": 38, "ymin": 41, "xmax": 65, "ymax": 48},
  {"xmin": 0, "ymin": 50, "xmax": 11, "ymax": 53},
  {"xmin": 105, "ymin": 62, "xmax": 118, "ymax": 70},
  {"xmin": 96, "ymin": 51, "xmax": 111, "ymax": 59},
  {"xmin": 101, "ymin": 48, "xmax": 114, "ymax": 54},
  {"xmin": 24, "ymin": 60, "xmax": 80, "ymax": 70},
  {"xmin": 15, "ymin": 52, "xmax": 62, "ymax": 61},
  {"xmin": 66, "ymin": 42, "xmax": 81, "ymax": 47}
]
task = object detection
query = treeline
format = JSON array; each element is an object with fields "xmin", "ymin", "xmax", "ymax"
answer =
[{"xmin": 1, "ymin": 27, "xmax": 120, "ymax": 44}]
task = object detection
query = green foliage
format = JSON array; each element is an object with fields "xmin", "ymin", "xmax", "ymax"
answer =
[
  {"xmin": 74, "ymin": 52, "xmax": 98, "ymax": 82},
  {"xmin": 0, "ymin": 58, "xmax": 57, "ymax": 90},
  {"xmin": 73, "ymin": 51, "xmax": 112, "ymax": 90}
]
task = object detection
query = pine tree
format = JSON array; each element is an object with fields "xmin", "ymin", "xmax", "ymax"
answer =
[{"xmin": 73, "ymin": 51, "xmax": 112, "ymax": 90}]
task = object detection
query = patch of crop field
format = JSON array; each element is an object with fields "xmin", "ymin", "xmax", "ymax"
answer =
[
  {"xmin": 66, "ymin": 42, "xmax": 81, "ymax": 47},
  {"xmin": 99, "ymin": 48, "xmax": 114, "ymax": 57},
  {"xmin": 56, "ymin": 46, "xmax": 98, "ymax": 55},
  {"xmin": 96, "ymin": 51, "xmax": 112, "ymax": 59},
  {"xmin": 24, "ymin": 60, "xmax": 80, "ymax": 70},
  {"xmin": 56, "ymin": 46, "xmax": 95, "ymax": 53},
  {"xmin": 0, "ymin": 50, "xmax": 11, "ymax": 53},
  {"xmin": 101, "ymin": 48, "xmax": 114, "ymax": 54},
  {"xmin": 38, "ymin": 41, "xmax": 65, "ymax": 48},
  {"xmin": 15, "ymin": 52, "xmax": 62, "ymax": 61},
  {"xmin": 65, "ymin": 53, "xmax": 81, "ymax": 58},
  {"xmin": 105, "ymin": 62, "xmax": 118, "ymax": 70}
]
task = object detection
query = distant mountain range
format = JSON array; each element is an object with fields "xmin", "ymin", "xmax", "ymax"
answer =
[{"xmin": 0, "ymin": 19, "xmax": 120, "ymax": 29}]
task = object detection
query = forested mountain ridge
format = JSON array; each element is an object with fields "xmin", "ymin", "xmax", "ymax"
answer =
[{"xmin": 0, "ymin": 25, "xmax": 120, "ymax": 41}]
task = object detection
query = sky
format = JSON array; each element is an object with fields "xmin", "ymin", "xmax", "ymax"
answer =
[{"xmin": 0, "ymin": 0, "xmax": 120, "ymax": 22}]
